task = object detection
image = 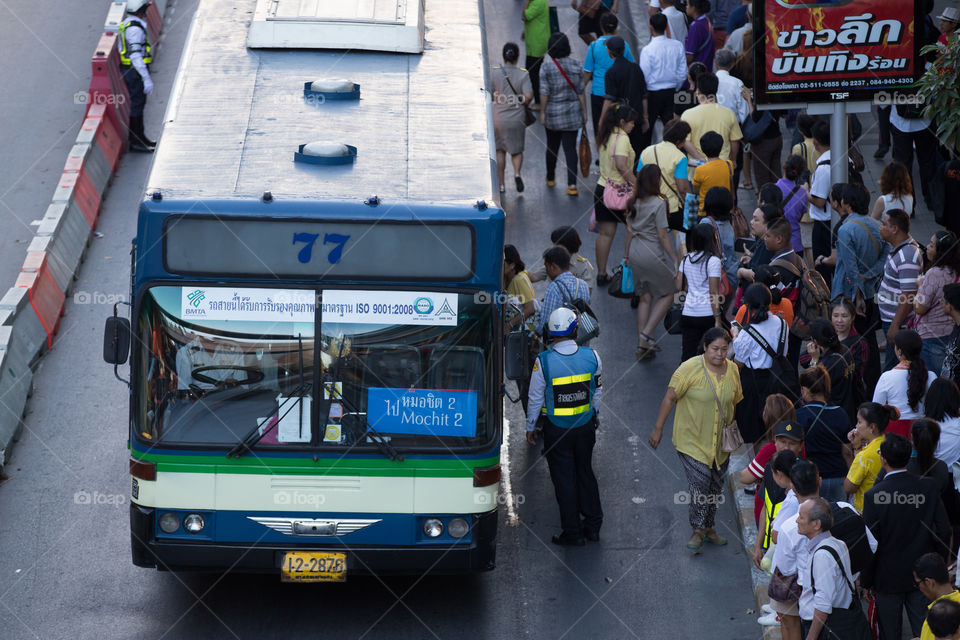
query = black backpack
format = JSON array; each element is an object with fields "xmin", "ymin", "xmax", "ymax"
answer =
[
  {"xmin": 829, "ymin": 502, "xmax": 874, "ymax": 576},
  {"xmin": 743, "ymin": 318, "xmax": 800, "ymax": 403},
  {"xmin": 770, "ymin": 255, "xmax": 831, "ymax": 340},
  {"xmin": 817, "ymin": 157, "xmax": 863, "ymax": 188}
]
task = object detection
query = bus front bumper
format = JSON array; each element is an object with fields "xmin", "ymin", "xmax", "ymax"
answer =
[{"xmin": 130, "ymin": 505, "xmax": 497, "ymax": 575}]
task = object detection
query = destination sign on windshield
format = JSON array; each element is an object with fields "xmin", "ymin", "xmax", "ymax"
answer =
[{"xmin": 163, "ymin": 217, "xmax": 475, "ymax": 280}]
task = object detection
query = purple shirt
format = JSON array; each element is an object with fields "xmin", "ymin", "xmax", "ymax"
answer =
[
  {"xmin": 777, "ymin": 178, "xmax": 808, "ymax": 253},
  {"xmin": 685, "ymin": 15, "xmax": 715, "ymax": 67}
]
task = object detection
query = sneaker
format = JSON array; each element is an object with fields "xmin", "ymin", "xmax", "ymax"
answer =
[
  {"xmin": 499, "ymin": 184, "xmax": 506, "ymax": 194},
  {"xmin": 515, "ymin": 176, "xmax": 525, "ymax": 192},
  {"xmin": 546, "ymin": 178, "xmax": 556, "ymax": 187},
  {"xmin": 686, "ymin": 530, "xmax": 704, "ymax": 550},
  {"xmin": 566, "ymin": 185, "xmax": 579, "ymax": 196},
  {"xmin": 761, "ymin": 604, "xmax": 774, "ymax": 615},
  {"xmin": 757, "ymin": 611, "xmax": 779, "ymax": 626},
  {"xmin": 704, "ymin": 528, "xmax": 727, "ymax": 545}
]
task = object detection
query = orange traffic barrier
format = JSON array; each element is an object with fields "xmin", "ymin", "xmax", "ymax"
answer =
[
  {"xmin": 65, "ymin": 141, "xmax": 112, "ymax": 195},
  {"xmin": 145, "ymin": 2, "xmax": 163, "ymax": 43},
  {"xmin": 79, "ymin": 105, "xmax": 123, "ymax": 171},
  {"xmin": 15, "ymin": 253, "xmax": 66, "ymax": 349},
  {"xmin": 53, "ymin": 172, "xmax": 101, "ymax": 230},
  {"xmin": 90, "ymin": 32, "xmax": 130, "ymax": 145}
]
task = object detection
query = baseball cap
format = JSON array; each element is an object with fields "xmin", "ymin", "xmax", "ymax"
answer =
[{"xmin": 774, "ymin": 421, "xmax": 803, "ymax": 441}]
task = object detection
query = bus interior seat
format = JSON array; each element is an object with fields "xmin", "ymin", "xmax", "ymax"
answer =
[
  {"xmin": 361, "ymin": 346, "xmax": 423, "ymax": 391},
  {"xmin": 427, "ymin": 346, "xmax": 484, "ymax": 393}
]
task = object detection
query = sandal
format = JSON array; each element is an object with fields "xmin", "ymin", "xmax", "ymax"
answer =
[
  {"xmin": 639, "ymin": 333, "xmax": 661, "ymax": 352},
  {"xmin": 740, "ymin": 181, "xmax": 753, "ymax": 190},
  {"xmin": 704, "ymin": 528, "xmax": 727, "ymax": 545},
  {"xmin": 635, "ymin": 345, "xmax": 656, "ymax": 361},
  {"xmin": 596, "ymin": 273, "xmax": 612, "ymax": 286},
  {"xmin": 687, "ymin": 530, "xmax": 705, "ymax": 550}
]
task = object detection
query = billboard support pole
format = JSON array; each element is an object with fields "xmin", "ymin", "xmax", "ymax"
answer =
[{"xmin": 830, "ymin": 101, "xmax": 849, "ymax": 186}]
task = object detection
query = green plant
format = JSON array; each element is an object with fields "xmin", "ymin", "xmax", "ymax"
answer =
[{"xmin": 917, "ymin": 32, "xmax": 960, "ymax": 154}]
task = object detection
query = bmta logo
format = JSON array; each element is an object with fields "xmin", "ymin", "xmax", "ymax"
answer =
[
  {"xmin": 187, "ymin": 289, "xmax": 206, "ymax": 308},
  {"xmin": 414, "ymin": 297, "xmax": 434, "ymax": 314}
]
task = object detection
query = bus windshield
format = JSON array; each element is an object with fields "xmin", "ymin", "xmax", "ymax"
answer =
[{"xmin": 136, "ymin": 286, "xmax": 494, "ymax": 451}]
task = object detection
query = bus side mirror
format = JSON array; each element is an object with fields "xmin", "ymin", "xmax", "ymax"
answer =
[
  {"xmin": 504, "ymin": 330, "xmax": 529, "ymax": 381},
  {"xmin": 103, "ymin": 316, "xmax": 131, "ymax": 365}
]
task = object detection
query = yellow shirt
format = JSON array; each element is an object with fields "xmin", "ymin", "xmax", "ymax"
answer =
[
  {"xmin": 598, "ymin": 127, "xmax": 636, "ymax": 186},
  {"xmin": 505, "ymin": 270, "xmax": 536, "ymax": 333},
  {"xmin": 846, "ymin": 435, "xmax": 886, "ymax": 512},
  {"xmin": 691, "ymin": 159, "xmax": 735, "ymax": 216},
  {"xmin": 640, "ymin": 141, "xmax": 686, "ymax": 213},
  {"xmin": 669, "ymin": 356, "xmax": 744, "ymax": 469},
  {"xmin": 791, "ymin": 137, "xmax": 821, "ymax": 178},
  {"xmin": 681, "ymin": 103, "xmax": 743, "ymax": 162},
  {"xmin": 921, "ymin": 591, "xmax": 960, "ymax": 640}
]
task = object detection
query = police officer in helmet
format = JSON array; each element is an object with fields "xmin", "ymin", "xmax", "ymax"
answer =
[
  {"xmin": 526, "ymin": 307, "xmax": 604, "ymax": 546},
  {"xmin": 119, "ymin": 0, "xmax": 156, "ymax": 152}
]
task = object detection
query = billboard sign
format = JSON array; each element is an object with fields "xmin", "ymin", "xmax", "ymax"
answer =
[{"xmin": 754, "ymin": 0, "xmax": 923, "ymax": 104}]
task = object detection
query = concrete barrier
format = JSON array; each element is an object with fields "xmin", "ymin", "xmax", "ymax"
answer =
[
  {"xmin": 31, "ymin": 204, "xmax": 91, "ymax": 295},
  {"xmin": 0, "ymin": 289, "xmax": 47, "ymax": 364},
  {"xmin": 65, "ymin": 142, "xmax": 113, "ymax": 196},
  {"xmin": 104, "ymin": 2, "xmax": 125, "ymax": 33},
  {"xmin": 15, "ymin": 253, "xmax": 66, "ymax": 349},
  {"xmin": 0, "ymin": 325, "xmax": 35, "ymax": 472},
  {"xmin": 81, "ymin": 105, "xmax": 123, "ymax": 171},
  {"xmin": 89, "ymin": 32, "xmax": 130, "ymax": 146},
  {"xmin": 52, "ymin": 171, "xmax": 101, "ymax": 230}
]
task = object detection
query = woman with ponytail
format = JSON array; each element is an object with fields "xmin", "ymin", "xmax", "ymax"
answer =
[
  {"xmin": 908, "ymin": 419, "xmax": 960, "ymax": 525},
  {"xmin": 844, "ymin": 402, "xmax": 899, "ymax": 511},
  {"xmin": 873, "ymin": 330, "xmax": 937, "ymax": 437},
  {"xmin": 730, "ymin": 283, "xmax": 790, "ymax": 446}
]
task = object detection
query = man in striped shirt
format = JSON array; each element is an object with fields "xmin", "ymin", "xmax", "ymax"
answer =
[{"xmin": 877, "ymin": 208, "xmax": 922, "ymax": 372}]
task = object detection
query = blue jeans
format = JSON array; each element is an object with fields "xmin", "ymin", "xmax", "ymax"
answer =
[
  {"xmin": 715, "ymin": 220, "xmax": 738, "ymax": 293},
  {"xmin": 921, "ymin": 335, "xmax": 949, "ymax": 374},
  {"xmin": 820, "ymin": 476, "xmax": 847, "ymax": 503}
]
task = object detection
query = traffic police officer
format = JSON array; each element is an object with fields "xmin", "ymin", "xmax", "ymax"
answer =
[
  {"xmin": 119, "ymin": 0, "xmax": 156, "ymax": 152},
  {"xmin": 526, "ymin": 307, "xmax": 603, "ymax": 546}
]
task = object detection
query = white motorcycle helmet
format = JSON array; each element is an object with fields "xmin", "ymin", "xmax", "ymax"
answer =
[
  {"xmin": 547, "ymin": 307, "xmax": 578, "ymax": 338},
  {"xmin": 127, "ymin": 0, "xmax": 151, "ymax": 13}
]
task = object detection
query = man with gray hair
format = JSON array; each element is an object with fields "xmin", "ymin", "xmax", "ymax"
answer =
[
  {"xmin": 715, "ymin": 49, "xmax": 748, "ymax": 123},
  {"xmin": 797, "ymin": 497, "xmax": 872, "ymax": 639}
]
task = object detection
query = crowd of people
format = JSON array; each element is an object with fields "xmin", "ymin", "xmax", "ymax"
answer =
[{"xmin": 499, "ymin": 1, "xmax": 960, "ymax": 638}]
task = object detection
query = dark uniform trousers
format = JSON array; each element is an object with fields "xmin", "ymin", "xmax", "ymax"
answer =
[{"xmin": 542, "ymin": 417, "xmax": 603, "ymax": 537}]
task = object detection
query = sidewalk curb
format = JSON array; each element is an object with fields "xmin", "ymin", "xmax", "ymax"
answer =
[
  {"xmin": 0, "ymin": 1, "xmax": 171, "ymax": 473},
  {"xmin": 727, "ymin": 445, "xmax": 783, "ymax": 640}
]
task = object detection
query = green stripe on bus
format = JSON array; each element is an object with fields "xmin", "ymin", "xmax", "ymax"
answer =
[{"xmin": 129, "ymin": 451, "xmax": 499, "ymax": 477}]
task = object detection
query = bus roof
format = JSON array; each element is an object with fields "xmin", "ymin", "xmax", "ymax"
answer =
[{"xmin": 146, "ymin": 0, "xmax": 496, "ymax": 204}]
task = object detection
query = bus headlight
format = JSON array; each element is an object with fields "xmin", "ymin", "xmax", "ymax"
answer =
[
  {"xmin": 448, "ymin": 518, "xmax": 469, "ymax": 539},
  {"xmin": 422, "ymin": 518, "xmax": 444, "ymax": 538},
  {"xmin": 183, "ymin": 513, "xmax": 205, "ymax": 534},
  {"xmin": 159, "ymin": 512, "xmax": 180, "ymax": 533}
]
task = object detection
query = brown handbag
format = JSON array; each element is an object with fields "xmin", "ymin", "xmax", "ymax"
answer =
[
  {"xmin": 768, "ymin": 567, "xmax": 802, "ymax": 602},
  {"xmin": 579, "ymin": 126, "xmax": 592, "ymax": 178},
  {"xmin": 701, "ymin": 356, "xmax": 743, "ymax": 452}
]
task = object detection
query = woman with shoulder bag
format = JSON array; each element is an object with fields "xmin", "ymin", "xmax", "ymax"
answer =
[
  {"xmin": 730, "ymin": 283, "xmax": 791, "ymax": 447},
  {"xmin": 626, "ymin": 164, "xmax": 679, "ymax": 360},
  {"xmin": 677, "ymin": 223, "xmax": 724, "ymax": 361},
  {"xmin": 648, "ymin": 327, "xmax": 744, "ymax": 551},
  {"xmin": 492, "ymin": 43, "xmax": 535, "ymax": 194},
  {"xmin": 594, "ymin": 103, "xmax": 639, "ymax": 286},
  {"xmin": 539, "ymin": 33, "xmax": 587, "ymax": 196}
]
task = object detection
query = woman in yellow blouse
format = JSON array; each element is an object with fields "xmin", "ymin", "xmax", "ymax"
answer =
[
  {"xmin": 504, "ymin": 244, "xmax": 537, "ymax": 411},
  {"xmin": 844, "ymin": 402, "xmax": 900, "ymax": 512},
  {"xmin": 649, "ymin": 327, "xmax": 744, "ymax": 550}
]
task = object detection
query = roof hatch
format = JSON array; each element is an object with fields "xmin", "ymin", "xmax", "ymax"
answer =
[{"xmin": 247, "ymin": 0, "xmax": 425, "ymax": 53}]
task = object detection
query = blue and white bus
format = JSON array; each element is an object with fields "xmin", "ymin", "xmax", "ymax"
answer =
[{"xmin": 103, "ymin": 0, "xmax": 505, "ymax": 581}]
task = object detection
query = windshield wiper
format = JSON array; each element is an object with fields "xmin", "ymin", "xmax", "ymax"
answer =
[
  {"xmin": 364, "ymin": 421, "xmax": 405, "ymax": 462},
  {"xmin": 225, "ymin": 383, "xmax": 311, "ymax": 458}
]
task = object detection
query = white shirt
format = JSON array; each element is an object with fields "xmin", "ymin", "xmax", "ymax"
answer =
[
  {"xmin": 880, "ymin": 193, "xmax": 914, "ymax": 216},
  {"xmin": 662, "ymin": 6, "xmax": 688, "ymax": 44},
  {"xmin": 890, "ymin": 105, "xmax": 932, "ymax": 134},
  {"xmin": 525, "ymin": 339, "xmax": 604, "ymax": 432},
  {"xmin": 123, "ymin": 16, "xmax": 152, "ymax": 81},
  {"xmin": 809, "ymin": 149, "xmax": 833, "ymax": 222},
  {"xmin": 872, "ymin": 368, "xmax": 937, "ymax": 420},
  {"xmin": 723, "ymin": 23, "xmax": 749, "ymax": 54},
  {"xmin": 731, "ymin": 315, "xmax": 789, "ymax": 368},
  {"xmin": 716, "ymin": 69, "xmax": 749, "ymax": 123},
  {"xmin": 639, "ymin": 35, "xmax": 687, "ymax": 91},
  {"xmin": 935, "ymin": 415, "xmax": 960, "ymax": 468},
  {"xmin": 799, "ymin": 533, "xmax": 854, "ymax": 621},
  {"xmin": 679, "ymin": 252, "xmax": 722, "ymax": 317},
  {"xmin": 772, "ymin": 490, "xmax": 798, "ymax": 536}
]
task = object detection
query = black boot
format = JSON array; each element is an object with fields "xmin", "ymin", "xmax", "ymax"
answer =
[{"xmin": 129, "ymin": 115, "xmax": 155, "ymax": 152}]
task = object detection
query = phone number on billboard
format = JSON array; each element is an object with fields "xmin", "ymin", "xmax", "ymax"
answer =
[{"xmin": 770, "ymin": 77, "xmax": 913, "ymax": 91}]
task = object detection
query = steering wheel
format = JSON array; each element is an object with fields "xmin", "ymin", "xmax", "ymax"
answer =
[{"xmin": 191, "ymin": 365, "xmax": 265, "ymax": 389}]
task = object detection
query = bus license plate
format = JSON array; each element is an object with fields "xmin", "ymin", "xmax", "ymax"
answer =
[{"xmin": 280, "ymin": 552, "xmax": 347, "ymax": 583}]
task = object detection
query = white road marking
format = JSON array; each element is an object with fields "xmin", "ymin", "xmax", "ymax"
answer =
[{"xmin": 501, "ymin": 400, "xmax": 519, "ymax": 526}]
